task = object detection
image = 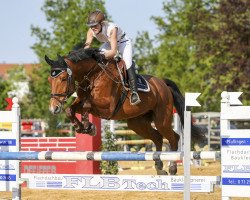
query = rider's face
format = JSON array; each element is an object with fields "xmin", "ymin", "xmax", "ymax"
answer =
[{"xmin": 90, "ymin": 24, "xmax": 101, "ymax": 34}]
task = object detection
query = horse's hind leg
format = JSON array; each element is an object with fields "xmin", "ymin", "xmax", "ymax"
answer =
[
  {"xmin": 153, "ymin": 105, "xmax": 180, "ymax": 175},
  {"xmin": 156, "ymin": 126, "xmax": 180, "ymax": 175},
  {"xmin": 127, "ymin": 114, "xmax": 168, "ymax": 175}
]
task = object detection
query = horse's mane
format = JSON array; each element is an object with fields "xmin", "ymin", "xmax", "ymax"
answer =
[{"xmin": 67, "ymin": 48, "xmax": 104, "ymax": 63}]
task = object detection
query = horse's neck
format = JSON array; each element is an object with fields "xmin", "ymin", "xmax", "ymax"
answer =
[
  {"xmin": 68, "ymin": 59, "xmax": 97, "ymax": 82},
  {"xmin": 67, "ymin": 58, "xmax": 118, "ymax": 81}
]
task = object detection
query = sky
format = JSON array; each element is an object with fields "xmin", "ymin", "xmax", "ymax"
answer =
[{"xmin": 0, "ymin": 0, "xmax": 165, "ymax": 64}]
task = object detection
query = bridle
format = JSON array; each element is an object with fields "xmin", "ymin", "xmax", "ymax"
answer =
[{"xmin": 50, "ymin": 67, "xmax": 75, "ymax": 105}]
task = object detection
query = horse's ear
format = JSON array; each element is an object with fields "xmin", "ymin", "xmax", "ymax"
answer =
[
  {"xmin": 57, "ymin": 54, "xmax": 67, "ymax": 67},
  {"xmin": 45, "ymin": 55, "xmax": 54, "ymax": 66},
  {"xmin": 57, "ymin": 54, "xmax": 63, "ymax": 60},
  {"xmin": 57, "ymin": 54, "xmax": 68, "ymax": 68}
]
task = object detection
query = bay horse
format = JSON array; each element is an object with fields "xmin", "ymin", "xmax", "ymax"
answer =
[{"xmin": 45, "ymin": 48, "xmax": 204, "ymax": 175}]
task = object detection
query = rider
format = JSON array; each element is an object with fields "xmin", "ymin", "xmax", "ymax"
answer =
[{"xmin": 84, "ymin": 9, "xmax": 141, "ymax": 105}]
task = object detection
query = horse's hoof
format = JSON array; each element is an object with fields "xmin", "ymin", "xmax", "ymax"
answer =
[
  {"xmin": 169, "ymin": 162, "xmax": 177, "ymax": 175},
  {"xmin": 76, "ymin": 124, "xmax": 96, "ymax": 136},
  {"xmin": 87, "ymin": 124, "xmax": 96, "ymax": 136},
  {"xmin": 75, "ymin": 127, "xmax": 82, "ymax": 133},
  {"xmin": 156, "ymin": 169, "xmax": 168, "ymax": 175}
]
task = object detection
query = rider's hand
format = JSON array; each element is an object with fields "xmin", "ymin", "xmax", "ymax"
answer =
[{"xmin": 93, "ymin": 50, "xmax": 106, "ymax": 62}]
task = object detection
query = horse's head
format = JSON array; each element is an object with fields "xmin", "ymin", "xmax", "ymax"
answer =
[{"xmin": 45, "ymin": 54, "xmax": 75, "ymax": 114}]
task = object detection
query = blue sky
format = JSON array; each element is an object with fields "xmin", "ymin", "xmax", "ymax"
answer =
[{"xmin": 0, "ymin": 0, "xmax": 164, "ymax": 64}]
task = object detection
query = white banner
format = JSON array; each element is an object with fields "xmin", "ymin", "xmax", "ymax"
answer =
[{"xmin": 22, "ymin": 174, "xmax": 218, "ymax": 193}]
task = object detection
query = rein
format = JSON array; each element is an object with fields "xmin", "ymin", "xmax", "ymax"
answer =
[
  {"xmin": 77, "ymin": 60, "xmax": 122, "ymax": 95},
  {"xmin": 96, "ymin": 61, "xmax": 122, "ymax": 84}
]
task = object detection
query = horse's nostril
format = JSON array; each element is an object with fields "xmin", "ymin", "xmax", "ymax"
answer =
[{"xmin": 54, "ymin": 105, "xmax": 61, "ymax": 113}]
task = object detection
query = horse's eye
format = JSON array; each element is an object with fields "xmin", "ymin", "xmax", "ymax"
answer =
[{"xmin": 61, "ymin": 78, "xmax": 67, "ymax": 82}]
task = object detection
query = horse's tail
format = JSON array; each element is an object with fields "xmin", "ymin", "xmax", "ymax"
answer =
[{"xmin": 164, "ymin": 78, "xmax": 205, "ymax": 142}]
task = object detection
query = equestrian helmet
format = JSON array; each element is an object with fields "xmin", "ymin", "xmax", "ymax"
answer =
[{"xmin": 87, "ymin": 10, "xmax": 105, "ymax": 27}]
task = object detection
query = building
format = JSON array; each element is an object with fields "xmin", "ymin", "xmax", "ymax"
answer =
[{"xmin": 0, "ymin": 63, "xmax": 37, "ymax": 79}]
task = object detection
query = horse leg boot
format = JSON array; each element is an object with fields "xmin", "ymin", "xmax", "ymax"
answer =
[{"xmin": 127, "ymin": 67, "xmax": 141, "ymax": 105}]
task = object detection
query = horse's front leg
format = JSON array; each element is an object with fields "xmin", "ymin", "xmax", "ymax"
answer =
[
  {"xmin": 65, "ymin": 98, "xmax": 96, "ymax": 136},
  {"xmin": 65, "ymin": 98, "xmax": 84, "ymax": 132},
  {"xmin": 80, "ymin": 111, "xmax": 96, "ymax": 136}
]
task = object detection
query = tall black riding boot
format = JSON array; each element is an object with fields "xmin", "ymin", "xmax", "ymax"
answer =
[{"xmin": 127, "ymin": 67, "xmax": 141, "ymax": 105}]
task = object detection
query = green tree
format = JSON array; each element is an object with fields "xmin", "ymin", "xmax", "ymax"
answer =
[
  {"xmin": 153, "ymin": 0, "xmax": 215, "ymax": 89},
  {"xmin": 0, "ymin": 79, "xmax": 10, "ymax": 110},
  {"xmin": 194, "ymin": 0, "xmax": 250, "ymax": 108},
  {"xmin": 6, "ymin": 65, "xmax": 27, "ymax": 82},
  {"xmin": 134, "ymin": 0, "xmax": 249, "ymax": 111},
  {"xmin": 100, "ymin": 127, "xmax": 118, "ymax": 174},
  {"xmin": 27, "ymin": 0, "xmax": 107, "ymax": 135},
  {"xmin": 149, "ymin": 0, "xmax": 247, "ymax": 111},
  {"xmin": 134, "ymin": 31, "xmax": 159, "ymax": 74},
  {"xmin": 1, "ymin": 65, "xmax": 29, "ymax": 111}
]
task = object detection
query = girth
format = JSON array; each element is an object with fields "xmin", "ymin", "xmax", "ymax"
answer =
[{"xmin": 107, "ymin": 87, "xmax": 128, "ymax": 120}]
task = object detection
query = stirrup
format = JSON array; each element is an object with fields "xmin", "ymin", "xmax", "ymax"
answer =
[{"xmin": 130, "ymin": 92, "xmax": 141, "ymax": 105}]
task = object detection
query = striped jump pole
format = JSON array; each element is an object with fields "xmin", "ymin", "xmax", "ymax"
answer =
[{"xmin": 0, "ymin": 151, "xmax": 220, "ymax": 161}]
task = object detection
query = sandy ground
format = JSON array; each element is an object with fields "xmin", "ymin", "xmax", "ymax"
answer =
[{"xmin": 0, "ymin": 161, "xmax": 248, "ymax": 200}]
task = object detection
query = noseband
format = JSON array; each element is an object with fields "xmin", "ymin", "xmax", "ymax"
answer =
[{"xmin": 50, "ymin": 67, "xmax": 74, "ymax": 105}]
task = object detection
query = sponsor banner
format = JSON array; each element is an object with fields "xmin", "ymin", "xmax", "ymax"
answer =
[
  {"xmin": 221, "ymin": 134, "xmax": 250, "ymax": 197},
  {"xmin": 0, "ymin": 139, "xmax": 16, "ymax": 146},
  {"xmin": 221, "ymin": 147, "xmax": 250, "ymax": 165},
  {"xmin": 22, "ymin": 174, "xmax": 218, "ymax": 193},
  {"xmin": 222, "ymin": 138, "xmax": 250, "ymax": 146},
  {"xmin": 222, "ymin": 164, "xmax": 250, "ymax": 174},
  {"xmin": 0, "ymin": 129, "xmax": 19, "ymax": 191},
  {"xmin": 222, "ymin": 178, "xmax": 250, "ymax": 186},
  {"xmin": 0, "ymin": 162, "xmax": 16, "ymax": 171},
  {"xmin": 0, "ymin": 132, "xmax": 17, "ymax": 152},
  {"xmin": 0, "ymin": 173, "xmax": 17, "ymax": 192},
  {"xmin": 0, "ymin": 174, "xmax": 16, "ymax": 181},
  {"xmin": 0, "ymin": 160, "xmax": 19, "ymax": 191}
]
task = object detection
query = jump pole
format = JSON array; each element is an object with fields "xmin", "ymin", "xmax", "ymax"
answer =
[{"xmin": 0, "ymin": 151, "xmax": 219, "ymax": 161}]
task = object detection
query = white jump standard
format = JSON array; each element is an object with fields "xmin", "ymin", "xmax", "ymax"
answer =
[{"xmin": 220, "ymin": 91, "xmax": 250, "ymax": 200}]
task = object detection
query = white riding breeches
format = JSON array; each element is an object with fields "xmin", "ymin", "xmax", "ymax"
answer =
[{"xmin": 99, "ymin": 37, "xmax": 133, "ymax": 69}]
